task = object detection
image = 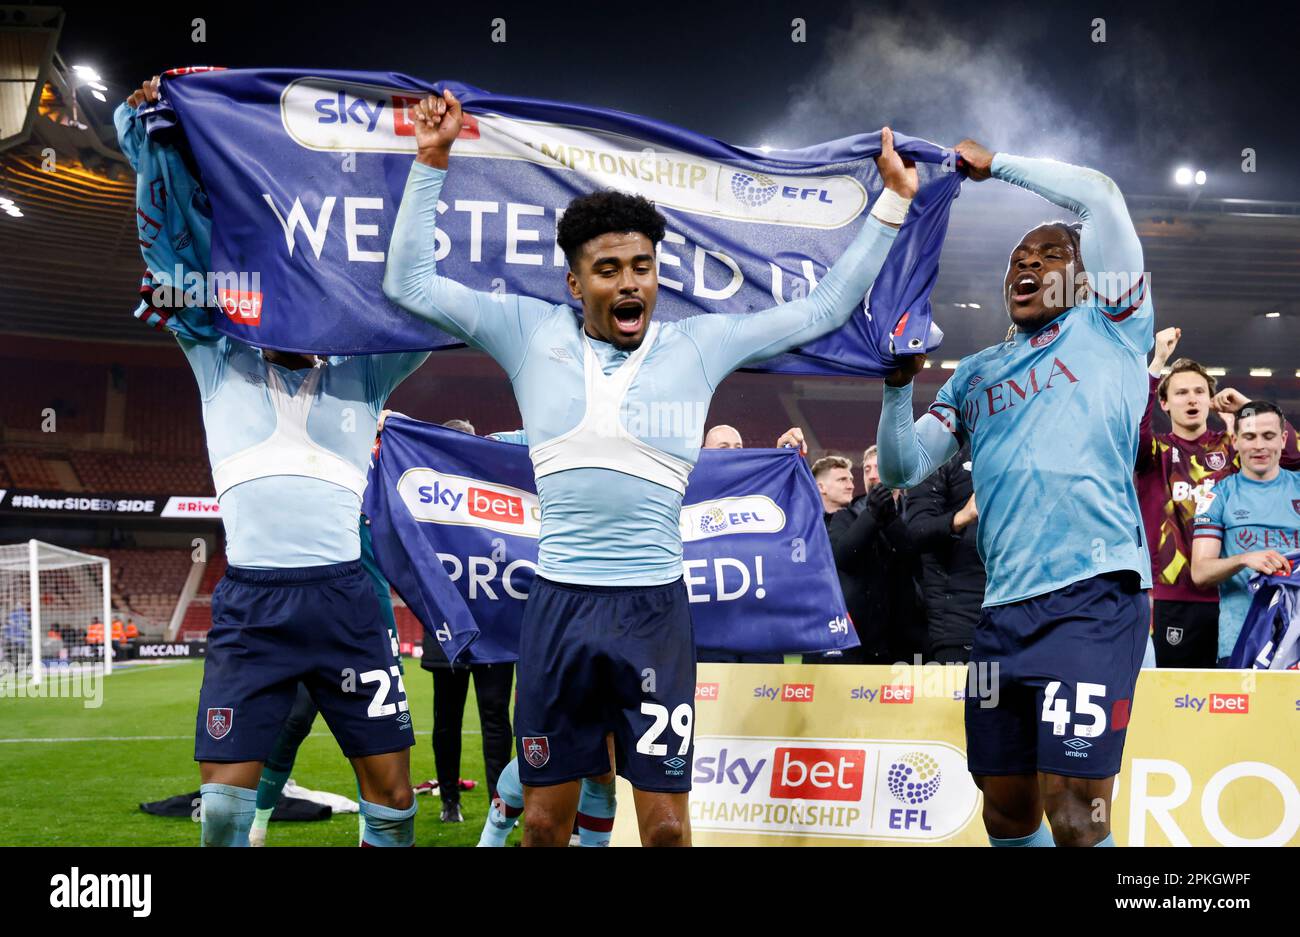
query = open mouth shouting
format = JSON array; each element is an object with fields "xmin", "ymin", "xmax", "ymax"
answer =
[
  {"xmin": 1010, "ymin": 272, "xmax": 1042, "ymax": 307},
  {"xmin": 611, "ymin": 297, "xmax": 646, "ymax": 336}
]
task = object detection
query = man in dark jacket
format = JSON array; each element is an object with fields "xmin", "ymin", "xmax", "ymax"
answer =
[
  {"xmin": 808, "ymin": 449, "xmax": 923, "ymax": 663},
  {"xmin": 905, "ymin": 445, "xmax": 985, "ymax": 663}
]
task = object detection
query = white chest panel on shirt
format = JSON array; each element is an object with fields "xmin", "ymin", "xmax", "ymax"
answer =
[
  {"xmin": 528, "ymin": 323, "xmax": 694, "ymax": 494},
  {"xmin": 211, "ymin": 364, "xmax": 369, "ymax": 500}
]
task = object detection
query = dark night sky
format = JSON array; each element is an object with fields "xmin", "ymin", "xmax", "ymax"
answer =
[{"xmin": 50, "ymin": 0, "xmax": 1300, "ymax": 200}]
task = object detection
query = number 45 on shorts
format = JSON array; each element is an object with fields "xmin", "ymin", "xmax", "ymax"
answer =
[{"xmin": 1041, "ymin": 681, "xmax": 1107, "ymax": 738}]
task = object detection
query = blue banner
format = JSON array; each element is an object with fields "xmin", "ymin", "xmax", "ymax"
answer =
[
  {"xmin": 362, "ymin": 416, "xmax": 857, "ymax": 663},
  {"xmin": 153, "ymin": 67, "xmax": 961, "ymax": 376},
  {"xmin": 1234, "ymin": 550, "xmax": 1300, "ymax": 670}
]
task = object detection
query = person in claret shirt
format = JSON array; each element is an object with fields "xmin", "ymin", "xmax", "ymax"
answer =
[{"xmin": 1138, "ymin": 327, "xmax": 1300, "ymax": 667}]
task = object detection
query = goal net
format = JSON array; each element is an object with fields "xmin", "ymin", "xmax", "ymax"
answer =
[{"xmin": 0, "ymin": 540, "xmax": 111, "ymax": 684}]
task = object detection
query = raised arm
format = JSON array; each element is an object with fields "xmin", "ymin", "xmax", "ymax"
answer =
[
  {"xmin": 382, "ymin": 91, "xmax": 548, "ymax": 378},
  {"xmin": 1138, "ymin": 327, "xmax": 1180, "ymax": 472},
  {"xmin": 956, "ymin": 139, "xmax": 1151, "ymax": 351},
  {"xmin": 116, "ymin": 78, "xmax": 221, "ymax": 347},
  {"xmin": 876, "ymin": 361, "xmax": 960, "ymax": 489},
  {"xmin": 678, "ymin": 128, "xmax": 917, "ymax": 387}
]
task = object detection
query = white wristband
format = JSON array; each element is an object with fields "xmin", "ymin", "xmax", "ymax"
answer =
[{"xmin": 870, "ymin": 187, "xmax": 913, "ymax": 225}]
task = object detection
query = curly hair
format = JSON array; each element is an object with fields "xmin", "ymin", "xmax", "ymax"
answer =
[
  {"xmin": 1003, "ymin": 220, "xmax": 1086, "ymax": 341},
  {"xmin": 557, "ymin": 190, "xmax": 666, "ymax": 267}
]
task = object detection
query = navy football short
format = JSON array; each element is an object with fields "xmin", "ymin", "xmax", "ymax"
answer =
[
  {"xmin": 515, "ymin": 576, "xmax": 695, "ymax": 793},
  {"xmin": 195, "ymin": 561, "xmax": 414, "ymax": 763},
  {"xmin": 965, "ymin": 571, "xmax": 1147, "ymax": 779}
]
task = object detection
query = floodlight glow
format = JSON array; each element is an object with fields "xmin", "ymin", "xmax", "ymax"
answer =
[
  {"xmin": 1194, "ymin": 170, "xmax": 1206, "ymax": 186},
  {"xmin": 1174, "ymin": 167, "xmax": 1193, "ymax": 186}
]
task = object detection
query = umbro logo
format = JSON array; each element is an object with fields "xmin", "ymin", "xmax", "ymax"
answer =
[
  {"xmin": 549, "ymin": 347, "xmax": 573, "ymax": 362},
  {"xmin": 1063, "ymin": 738, "xmax": 1092, "ymax": 750}
]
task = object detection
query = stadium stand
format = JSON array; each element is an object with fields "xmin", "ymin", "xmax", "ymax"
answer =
[
  {"xmin": 77, "ymin": 547, "xmax": 193, "ymax": 632},
  {"xmin": 3, "ymin": 451, "xmax": 68, "ymax": 489},
  {"xmin": 176, "ymin": 552, "xmax": 227, "ymax": 639},
  {"xmin": 69, "ymin": 452, "xmax": 213, "ymax": 495},
  {"xmin": 123, "ymin": 367, "xmax": 206, "ymax": 457}
]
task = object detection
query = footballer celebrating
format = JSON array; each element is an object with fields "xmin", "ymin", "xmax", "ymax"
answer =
[
  {"xmin": 1191, "ymin": 401, "xmax": 1300, "ymax": 664},
  {"xmin": 384, "ymin": 89, "xmax": 916, "ymax": 846},
  {"xmin": 877, "ymin": 140, "xmax": 1153, "ymax": 846},
  {"xmin": 120, "ymin": 77, "xmax": 427, "ymax": 847},
  {"xmin": 1139, "ymin": 327, "xmax": 1300, "ymax": 667}
]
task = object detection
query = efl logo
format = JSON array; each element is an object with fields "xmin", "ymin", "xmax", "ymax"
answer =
[
  {"xmin": 769, "ymin": 747, "xmax": 865, "ymax": 801},
  {"xmin": 782, "ymin": 683, "xmax": 814, "ymax": 702},
  {"xmin": 1209, "ymin": 693, "xmax": 1249, "ymax": 714},
  {"xmin": 217, "ymin": 288, "xmax": 263, "ymax": 326},
  {"xmin": 695, "ymin": 682, "xmax": 720, "ymax": 702},
  {"xmin": 466, "ymin": 487, "xmax": 524, "ymax": 525},
  {"xmin": 881, "ymin": 684, "xmax": 914, "ymax": 704}
]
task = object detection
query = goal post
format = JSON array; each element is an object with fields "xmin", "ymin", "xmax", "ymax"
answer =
[{"xmin": 0, "ymin": 540, "xmax": 112, "ymax": 685}]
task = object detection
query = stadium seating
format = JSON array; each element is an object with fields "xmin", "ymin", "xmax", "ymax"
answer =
[
  {"xmin": 2, "ymin": 451, "xmax": 66, "ymax": 489},
  {"xmin": 69, "ymin": 452, "xmax": 213, "ymax": 495},
  {"xmin": 77, "ymin": 548, "xmax": 194, "ymax": 632},
  {"xmin": 0, "ymin": 358, "xmax": 106, "ymax": 435},
  {"xmin": 122, "ymin": 366, "xmax": 206, "ymax": 458},
  {"xmin": 176, "ymin": 553, "xmax": 227, "ymax": 638}
]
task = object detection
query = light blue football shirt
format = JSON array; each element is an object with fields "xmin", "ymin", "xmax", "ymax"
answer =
[
  {"xmin": 178, "ymin": 337, "xmax": 427, "ymax": 568},
  {"xmin": 117, "ymin": 98, "xmax": 429, "ymax": 568},
  {"xmin": 878, "ymin": 153, "xmax": 1154, "ymax": 606},
  {"xmin": 1193, "ymin": 470, "xmax": 1300, "ymax": 657},
  {"xmin": 385, "ymin": 161, "xmax": 898, "ymax": 586}
]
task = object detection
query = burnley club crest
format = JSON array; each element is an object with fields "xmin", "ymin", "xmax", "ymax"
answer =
[
  {"xmin": 523, "ymin": 736, "xmax": 550, "ymax": 768},
  {"xmin": 206, "ymin": 707, "xmax": 234, "ymax": 740}
]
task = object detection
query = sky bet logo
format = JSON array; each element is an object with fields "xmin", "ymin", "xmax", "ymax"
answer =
[
  {"xmin": 753, "ymin": 683, "xmax": 814, "ymax": 702},
  {"xmin": 771, "ymin": 747, "xmax": 865, "ymax": 801},
  {"xmin": 849, "ymin": 684, "xmax": 915, "ymax": 703},
  {"xmin": 398, "ymin": 468, "xmax": 541, "ymax": 538},
  {"xmin": 1174, "ymin": 692, "xmax": 1250, "ymax": 713},
  {"xmin": 692, "ymin": 746, "xmax": 865, "ymax": 800},
  {"xmin": 418, "ymin": 481, "xmax": 523, "ymax": 525},
  {"xmin": 216, "ymin": 288, "xmax": 263, "ymax": 326}
]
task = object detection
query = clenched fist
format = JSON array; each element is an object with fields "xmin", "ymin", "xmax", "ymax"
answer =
[{"xmin": 412, "ymin": 90, "xmax": 463, "ymax": 169}]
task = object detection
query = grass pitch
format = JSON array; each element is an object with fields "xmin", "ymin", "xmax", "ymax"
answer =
[{"xmin": 0, "ymin": 660, "xmax": 514, "ymax": 846}]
